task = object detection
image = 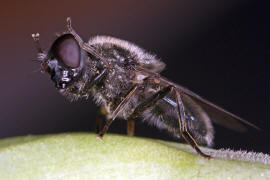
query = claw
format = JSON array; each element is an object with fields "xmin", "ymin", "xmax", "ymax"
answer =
[{"xmin": 96, "ymin": 135, "xmax": 103, "ymax": 141}]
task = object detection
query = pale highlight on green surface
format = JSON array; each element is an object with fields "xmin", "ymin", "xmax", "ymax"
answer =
[{"xmin": 0, "ymin": 133, "xmax": 269, "ymax": 180}]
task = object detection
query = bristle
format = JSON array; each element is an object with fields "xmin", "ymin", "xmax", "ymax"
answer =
[{"xmin": 207, "ymin": 148, "xmax": 270, "ymax": 164}]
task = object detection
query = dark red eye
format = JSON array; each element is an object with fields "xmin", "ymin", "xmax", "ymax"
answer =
[{"xmin": 51, "ymin": 34, "xmax": 80, "ymax": 68}]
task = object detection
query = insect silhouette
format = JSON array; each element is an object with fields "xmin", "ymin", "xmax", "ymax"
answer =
[{"xmin": 32, "ymin": 18, "xmax": 259, "ymax": 158}]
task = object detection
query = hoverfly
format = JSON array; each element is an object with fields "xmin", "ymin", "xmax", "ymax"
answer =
[{"xmin": 32, "ymin": 18, "xmax": 259, "ymax": 158}]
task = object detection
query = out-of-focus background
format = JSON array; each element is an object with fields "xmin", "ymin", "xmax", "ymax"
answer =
[{"xmin": 0, "ymin": 0, "xmax": 269, "ymax": 154}]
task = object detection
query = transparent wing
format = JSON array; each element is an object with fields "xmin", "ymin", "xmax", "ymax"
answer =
[
  {"xmin": 134, "ymin": 66, "xmax": 259, "ymax": 132},
  {"xmin": 174, "ymin": 83, "xmax": 260, "ymax": 132}
]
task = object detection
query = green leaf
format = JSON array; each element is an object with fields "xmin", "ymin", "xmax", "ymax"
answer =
[{"xmin": 0, "ymin": 133, "xmax": 269, "ymax": 180}]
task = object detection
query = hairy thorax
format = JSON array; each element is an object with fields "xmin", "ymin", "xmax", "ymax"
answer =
[{"xmin": 87, "ymin": 36, "xmax": 165, "ymax": 119}]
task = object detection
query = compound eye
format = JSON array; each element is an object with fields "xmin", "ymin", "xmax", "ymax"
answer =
[{"xmin": 52, "ymin": 34, "xmax": 80, "ymax": 68}]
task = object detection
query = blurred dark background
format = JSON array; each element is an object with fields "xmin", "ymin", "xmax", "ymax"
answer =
[{"xmin": 0, "ymin": 0, "xmax": 269, "ymax": 154}]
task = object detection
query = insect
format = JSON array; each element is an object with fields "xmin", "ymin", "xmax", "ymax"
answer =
[{"xmin": 32, "ymin": 18, "xmax": 259, "ymax": 158}]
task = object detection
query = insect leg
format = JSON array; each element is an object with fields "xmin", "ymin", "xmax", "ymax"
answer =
[
  {"xmin": 96, "ymin": 109, "xmax": 103, "ymax": 134},
  {"xmin": 80, "ymin": 69, "xmax": 107, "ymax": 95},
  {"xmin": 66, "ymin": 17, "xmax": 85, "ymax": 48},
  {"xmin": 127, "ymin": 85, "xmax": 173, "ymax": 123},
  {"xmin": 97, "ymin": 85, "xmax": 138, "ymax": 139},
  {"xmin": 66, "ymin": 17, "xmax": 109, "ymax": 67},
  {"xmin": 173, "ymin": 88, "xmax": 211, "ymax": 158},
  {"xmin": 127, "ymin": 119, "xmax": 135, "ymax": 136},
  {"xmin": 96, "ymin": 107, "xmax": 108, "ymax": 133},
  {"xmin": 81, "ymin": 68, "xmax": 107, "ymax": 133}
]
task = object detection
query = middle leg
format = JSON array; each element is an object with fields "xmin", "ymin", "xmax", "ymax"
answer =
[
  {"xmin": 127, "ymin": 85, "xmax": 173, "ymax": 123},
  {"xmin": 127, "ymin": 119, "xmax": 135, "ymax": 136},
  {"xmin": 97, "ymin": 85, "xmax": 138, "ymax": 139}
]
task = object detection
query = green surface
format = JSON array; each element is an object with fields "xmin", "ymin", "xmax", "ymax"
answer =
[{"xmin": 0, "ymin": 133, "xmax": 269, "ymax": 180}]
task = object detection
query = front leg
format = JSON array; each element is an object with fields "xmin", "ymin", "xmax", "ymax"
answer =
[
  {"xmin": 78, "ymin": 68, "xmax": 107, "ymax": 133},
  {"xmin": 81, "ymin": 69, "xmax": 107, "ymax": 95}
]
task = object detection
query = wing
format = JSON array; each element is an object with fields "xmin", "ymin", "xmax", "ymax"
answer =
[
  {"xmin": 134, "ymin": 66, "xmax": 259, "ymax": 132},
  {"xmin": 174, "ymin": 82, "xmax": 260, "ymax": 132}
]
